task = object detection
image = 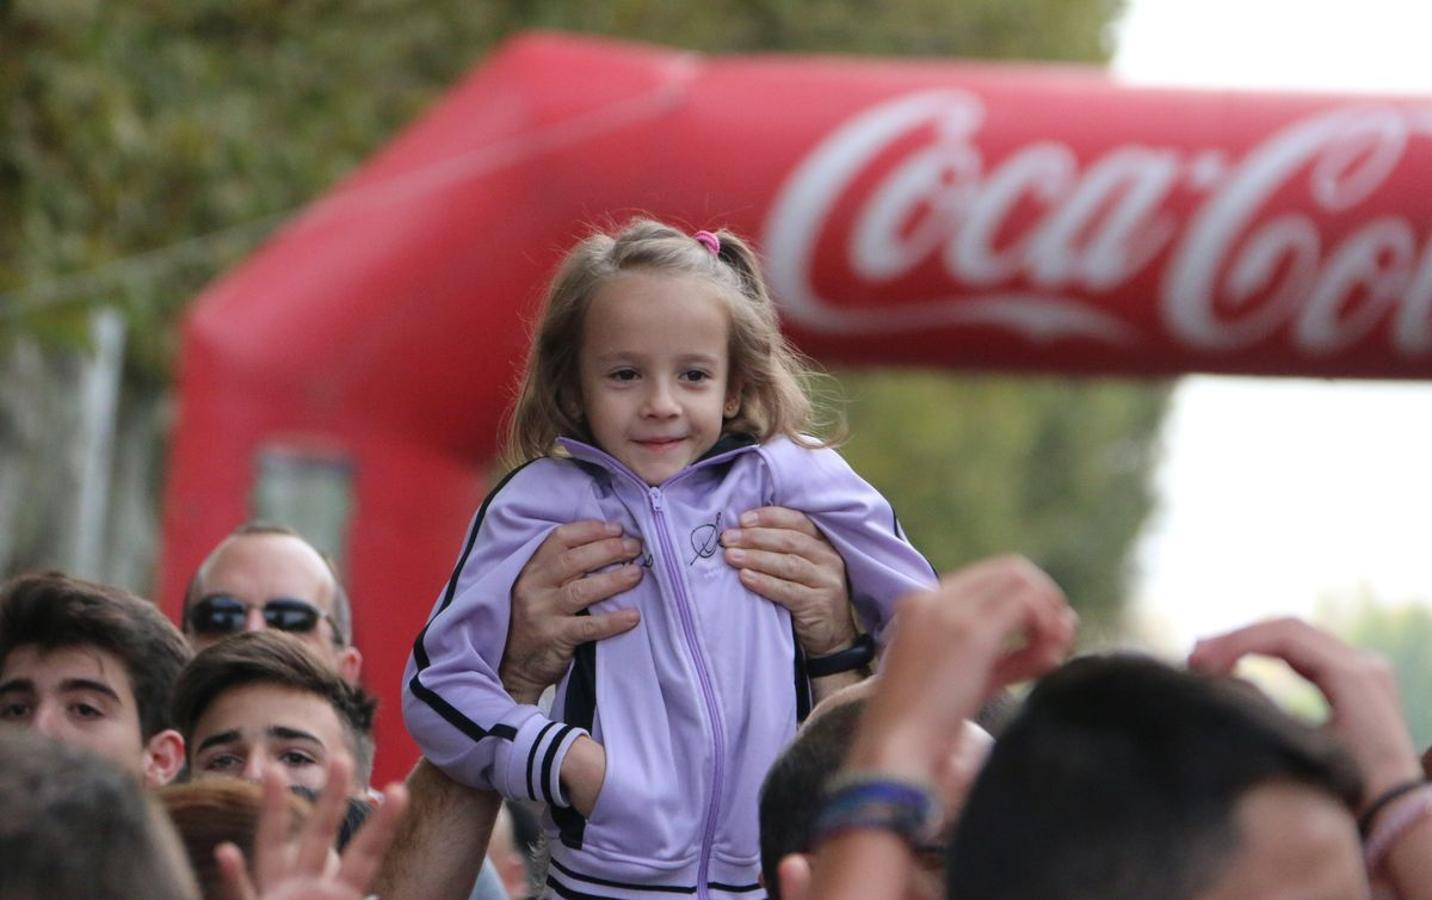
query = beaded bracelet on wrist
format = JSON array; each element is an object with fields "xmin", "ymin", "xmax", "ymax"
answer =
[{"xmin": 812, "ymin": 772, "xmax": 941, "ymax": 850}]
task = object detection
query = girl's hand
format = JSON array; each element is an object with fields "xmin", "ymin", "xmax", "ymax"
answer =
[{"xmin": 559, "ymin": 735, "xmax": 607, "ymax": 818}]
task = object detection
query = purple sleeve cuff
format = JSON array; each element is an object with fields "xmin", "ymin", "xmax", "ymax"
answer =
[{"xmin": 494, "ymin": 710, "xmax": 589, "ymax": 807}]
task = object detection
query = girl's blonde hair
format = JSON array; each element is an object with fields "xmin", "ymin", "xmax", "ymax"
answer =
[{"xmin": 505, "ymin": 218, "xmax": 832, "ymax": 466}]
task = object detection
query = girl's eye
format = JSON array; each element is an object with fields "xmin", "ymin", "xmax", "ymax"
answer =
[
  {"xmin": 682, "ymin": 369, "xmax": 712, "ymax": 383},
  {"xmin": 610, "ymin": 369, "xmax": 639, "ymax": 382}
]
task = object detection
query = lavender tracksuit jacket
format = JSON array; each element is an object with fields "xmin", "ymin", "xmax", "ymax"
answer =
[{"xmin": 403, "ymin": 434, "xmax": 936, "ymax": 899}]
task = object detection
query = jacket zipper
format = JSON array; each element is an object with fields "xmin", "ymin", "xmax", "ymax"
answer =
[
  {"xmin": 558, "ymin": 439, "xmax": 743, "ymax": 899},
  {"xmin": 647, "ymin": 485, "xmax": 724, "ymax": 900}
]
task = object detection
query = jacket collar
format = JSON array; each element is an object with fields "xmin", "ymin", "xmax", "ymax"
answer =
[{"xmin": 556, "ymin": 433, "xmax": 759, "ymax": 488}]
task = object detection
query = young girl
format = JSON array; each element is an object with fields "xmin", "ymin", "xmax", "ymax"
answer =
[{"xmin": 404, "ymin": 219, "xmax": 936, "ymax": 899}]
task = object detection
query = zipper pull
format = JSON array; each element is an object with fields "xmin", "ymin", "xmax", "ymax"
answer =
[{"xmin": 648, "ymin": 487, "xmax": 664, "ymax": 511}]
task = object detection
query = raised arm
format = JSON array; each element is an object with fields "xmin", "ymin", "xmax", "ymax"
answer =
[
  {"xmin": 1190, "ymin": 618, "xmax": 1432, "ymax": 900},
  {"xmin": 370, "ymin": 758, "xmax": 500, "ymax": 900},
  {"xmin": 806, "ymin": 556, "xmax": 1075, "ymax": 900}
]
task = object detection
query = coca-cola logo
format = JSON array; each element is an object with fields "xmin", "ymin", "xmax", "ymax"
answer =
[{"xmin": 763, "ymin": 89, "xmax": 1432, "ymax": 357}]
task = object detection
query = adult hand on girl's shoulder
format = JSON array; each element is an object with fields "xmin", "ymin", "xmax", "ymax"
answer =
[
  {"xmin": 502, "ymin": 520, "xmax": 644, "ymax": 704},
  {"xmin": 722, "ymin": 506, "xmax": 857, "ymax": 658}
]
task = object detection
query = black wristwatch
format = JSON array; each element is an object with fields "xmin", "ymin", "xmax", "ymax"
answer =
[{"xmin": 805, "ymin": 633, "xmax": 876, "ymax": 678}]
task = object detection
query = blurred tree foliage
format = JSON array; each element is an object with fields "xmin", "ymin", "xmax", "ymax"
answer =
[
  {"xmin": 1322, "ymin": 590, "xmax": 1432, "ymax": 750},
  {"xmin": 3, "ymin": 0, "xmax": 1163, "ymax": 629},
  {"xmin": 836, "ymin": 372, "xmax": 1166, "ymax": 634}
]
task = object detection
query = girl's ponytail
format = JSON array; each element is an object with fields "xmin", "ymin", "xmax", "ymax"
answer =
[{"xmin": 712, "ymin": 229, "xmax": 840, "ymax": 448}]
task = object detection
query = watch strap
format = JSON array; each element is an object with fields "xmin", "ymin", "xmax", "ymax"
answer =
[{"xmin": 806, "ymin": 632, "xmax": 876, "ymax": 678}]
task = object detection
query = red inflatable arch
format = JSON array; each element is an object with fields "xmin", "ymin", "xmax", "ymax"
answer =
[{"xmin": 161, "ymin": 32, "xmax": 1432, "ymax": 781}]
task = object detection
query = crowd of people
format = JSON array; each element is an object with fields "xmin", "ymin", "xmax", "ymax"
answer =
[
  {"xmin": 4, "ymin": 218, "xmax": 1432, "ymax": 899},
  {"xmin": 5, "ymin": 525, "xmax": 1432, "ymax": 899}
]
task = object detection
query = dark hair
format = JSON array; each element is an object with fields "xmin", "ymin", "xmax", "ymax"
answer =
[
  {"xmin": 184, "ymin": 521, "xmax": 354, "ymax": 647},
  {"xmin": 945, "ymin": 653, "xmax": 1363, "ymax": 900},
  {"xmin": 0, "ymin": 730, "xmax": 198, "ymax": 900},
  {"xmin": 171, "ymin": 630, "xmax": 377, "ymax": 785},
  {"xmin": 758, "ymin": 697, "xmax": 866, "ymax": 898},
  {"xmin": 159, "ymin": 777, "xmax": 310, "ymax": 900},
  {"xmin": 0, "ymin": 571, "xmax": 192, "ymax": 739},
  {"xmin": 757, "ymin": 685, "xmax": 1015, "ymax": 898}
]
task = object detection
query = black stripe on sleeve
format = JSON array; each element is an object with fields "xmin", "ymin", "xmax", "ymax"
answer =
[
  {"xmin": 408, "ymin": 458, "xmax": 543, "ymax": 743},
  {"xmin": 890, "ymin": 507, "xmax": 938, "ymax": 580},
  {"xmin": 540, "ymin": 724, "xmax": 577, "ymax": 805},
  {"xmin": 526, "ymin": 721, "xmax": 559, "ymax": 801}
]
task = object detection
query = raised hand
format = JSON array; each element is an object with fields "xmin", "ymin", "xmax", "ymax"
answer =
[{"xmin": 216, "ymin": 757, "xmax": 409, "ymax": 900}]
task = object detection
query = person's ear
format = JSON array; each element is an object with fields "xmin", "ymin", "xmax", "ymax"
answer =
[
  {"xmin": 723, "ymin": 380, "xmax": 743, "ymax": 419},
  {"xmin": 560, "ymin": 386, "xmax": 585, "ymax": 423},
  {"xmin": 142, "ymin": 728, "xmax": 186, "ymax": 788},
  {"xmin": 338, "ymin": 645, "xmax": 364, "ymax": 686},
  {"xmin": 776, "ymin": 852, "xmax": 813, "ymax": 900}
]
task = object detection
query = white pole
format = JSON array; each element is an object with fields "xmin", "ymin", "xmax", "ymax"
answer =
[{"xmin": 68, "ymin": 308, "xmax": 126, "ymax": 580}]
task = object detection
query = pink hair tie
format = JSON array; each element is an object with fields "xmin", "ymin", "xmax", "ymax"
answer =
[{"xmin": 693, "ymin": 230, "xmax": 720, "ymax": 256}]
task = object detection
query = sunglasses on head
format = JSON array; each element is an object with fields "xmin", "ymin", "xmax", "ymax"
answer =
[{"xmin": 187, "ymin": 594, "xmax": 330, "ymax": 637}]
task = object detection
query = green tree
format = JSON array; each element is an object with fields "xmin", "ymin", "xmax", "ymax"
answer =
[
  {"xmin": 1322, "ymin": 589, "xmax": 1432, "ymax": 751},
  {"xmin": 838, "ymin": 372, "xmax": 1167, "ymax": 635},
  {"xmin": 3, "ymin": 0, "xmax": 1162, "ymax": 631}
]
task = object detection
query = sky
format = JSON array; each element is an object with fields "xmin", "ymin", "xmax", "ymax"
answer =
[{"xmin": 1110, "ymin": 0, "xmax": 1432, "ymax": 649}]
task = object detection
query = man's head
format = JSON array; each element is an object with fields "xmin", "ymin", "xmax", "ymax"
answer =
[
  {"xmin": 759, "ymin": 686, "xmax": 992, "ymax": 900},
  {"xmin": 0, "ymin": 729, "xmax": 199, "ymax": 900},
  {"xmin": 946, "ymin": 653, "xmax": 1366, "ymax": 900},
  {"xmin": 184, "ymin": 522, "xmax": 361, "ymax": 683},
  {"xmin": 760, "ymin": 698, "xmax": 868, "ymax": 900},
  {"xmin": 172, "ymin": 630, "xmax": 377, "ymax": 794},
  {"xmin": 0, "ymin": 572, "xmax": 190, "ymax": 786}
]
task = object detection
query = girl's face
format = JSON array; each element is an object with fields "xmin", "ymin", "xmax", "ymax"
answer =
[{"xmin": 578, "ymin": 270, "xmax": 740, "ymax": 485}]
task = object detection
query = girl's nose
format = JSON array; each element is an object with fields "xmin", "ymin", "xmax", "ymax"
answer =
[{"xmin": 642, "ymin": 381, "xmax": 680, "ymax": 417}]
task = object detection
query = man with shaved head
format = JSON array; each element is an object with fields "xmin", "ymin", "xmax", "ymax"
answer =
[{"xmin": 184, "ymin": 522, "xmax": 362, "ymax": 683}]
